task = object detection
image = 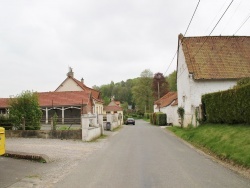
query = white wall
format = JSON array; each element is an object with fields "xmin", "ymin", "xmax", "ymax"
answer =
[
  {"xmin": 154, "ymin": 105, "xmax": 179, "ymax": 126},
  {"xmin": 56, "ymin": 78, "xmax": 83, "ymax": 92}
]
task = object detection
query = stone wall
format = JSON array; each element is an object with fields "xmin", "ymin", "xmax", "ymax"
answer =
[{"xmin": 5, "ymin": 130, "xmax": 82, "ymax": 140}]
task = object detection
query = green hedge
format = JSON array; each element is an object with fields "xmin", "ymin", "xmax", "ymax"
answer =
[
  {"xmin": 202, "ymin": 84, "xmax": 250, "ymax": 124},
  {"xmin": 150, "ymin": 112, "xmax": 167, "ymax": 126}
]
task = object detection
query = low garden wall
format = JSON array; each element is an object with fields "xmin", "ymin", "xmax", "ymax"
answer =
[{"xmin": 5, "ymin": 130, "xmax": 82, "ymax": 140}]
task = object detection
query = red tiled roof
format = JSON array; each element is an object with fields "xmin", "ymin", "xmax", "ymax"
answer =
[
  {"xmin": 72, "ymin": 77, "xmax": 101, "ymax": 99},
  {"xmin": 154, "ymin": 92, "xmax": 177, "ymax": 108},
  {"xmin": 179, "ymin": 34, "xmax": 250, "ymax": 80},
  {"xmin": 0, "ymin": 98, "xmax": 9, "ymax": 108},
  {"xmin": 104, "ymin": 105, "xmax": 123, "ymax": 112},
  {"xmin": 38, "ymin": 91, "xmax": 91, "ymax": 107}
]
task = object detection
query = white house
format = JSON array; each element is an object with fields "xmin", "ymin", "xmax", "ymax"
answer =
[
  {"xmin": 55, "ymin": 67, "xmax": 104, "ymax": 115},
  {"xmin": 177, "ymin": 34, "xmax": 250, "ymax": 127},
  {"xmin": 154, "ymin": 92, "xmax": 179, "ymax": 126}
]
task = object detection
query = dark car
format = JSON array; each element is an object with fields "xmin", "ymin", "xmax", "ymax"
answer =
[{"xmin": 125, "ymin": 118, "xmax": 135, "ymax": 125}]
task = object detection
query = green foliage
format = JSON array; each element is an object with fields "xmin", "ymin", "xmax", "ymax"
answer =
[
  {"xmin": 98, "ymin": 79, "xmax": 136, "ymax": 107},
  {"xmin": 166, "ymin": 71, "xmax": 177, "ymax": 91},
  {"xmin": 144, "ymin": 113, "xmax": 150, "ymax": 119},
  {"xmin": 202, "ymin": 84, "xmax": 250, "ymax": 124},
  {"xmin": 132, "ymin": 69, "xmax": 154, "ymax": 112},
  {"xmin": 156, "ymin": 113, "xmax": 167, "ymax": 126},
  {"xmin": 150, "ymin": 112, "xmax": 166, "ymax": 126},
  {"xmin": 177, "ymin": 107, "xmax": 185, "ymax": 128},
  {"xmin": 152, "ymin": 72, "xmax": 169, "ymax": 100},
  {"xmin": 235, "ymin": 77, "xmax": 250, "ymax": 88},
  {"xmin": 9, "ymin": 91, "xmax": 42, "ymax": 130},
  {"xmin": 0, "ymin": 115, "xmax": 13, "ymax": 130},
  {"xmin": 168, "ymin": 124, "xmax": 250, "ymax": 167}
]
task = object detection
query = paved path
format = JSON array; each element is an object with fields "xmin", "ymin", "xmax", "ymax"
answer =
[{"xmin": 54, "ymin": 120, "xmax": 250, "ymax": 188}]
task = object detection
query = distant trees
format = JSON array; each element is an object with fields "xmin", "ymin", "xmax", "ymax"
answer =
[
  {"xmin": 93, "ymin": 70, "xmax": 177, "ymax": 113},
  {"xmin": 132, "ymin": 69, "xmax": 154, "ymax": 113},
  {"xmin": 9, "ymin": 91, "xmax": 42, "ymax": 130},
  {"xmin": 152, "ymin": 72, "xmax": 169, "ymax": 100},
  {"xmin": 166, "ymin": 70, "xmax": 177, "ymax": 91}
]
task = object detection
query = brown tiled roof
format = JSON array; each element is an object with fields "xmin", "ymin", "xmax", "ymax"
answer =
[
  {"xmin": 38, "ymin": 91, "xmax": 91, "ymax": 107},
  {"xmin": 104, "ymin": 105, "xmax": 123, "ymax": 112},
  {"xmin": 154, "ymin": 92, "xmax": 177, "ymax": 108},
  {"xmin": 0, "ymin": 98, "xmax": 9, "ymax": 108},
  {"xmin": 179, "ymin": 34, "xmax": 250, "ymax": 80}
]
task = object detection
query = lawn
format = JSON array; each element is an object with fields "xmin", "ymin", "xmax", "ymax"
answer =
[{"xmin": 168, "ymin": 124, "xmax": 250, "ymax": 168}]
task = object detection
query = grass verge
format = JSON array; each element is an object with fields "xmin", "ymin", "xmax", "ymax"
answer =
[{"xmin": 168, "ymin": 124, "xmax": 250, "ymax": 168}]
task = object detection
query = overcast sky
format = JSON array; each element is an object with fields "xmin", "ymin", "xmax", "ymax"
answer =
[{"xmin": 1, "ymin": 0, "xmax": 250, "ymax": 97}]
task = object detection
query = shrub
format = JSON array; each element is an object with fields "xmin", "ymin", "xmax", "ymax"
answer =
[
  {"xmin": 156, "ymin": 113, "xmax": 167, "ymax": 126},
  {"xmin": 202, "ymin": 84, "xmax": 250, "ymax": 124},
  {"xmin": 0, "ymin": 115, "xmax": 13, "ymax": 130}
]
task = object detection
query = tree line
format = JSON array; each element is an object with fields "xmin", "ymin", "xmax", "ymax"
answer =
[{"xmin": 94, "ymin": 69, "xmax": 177, "ymax": 113}]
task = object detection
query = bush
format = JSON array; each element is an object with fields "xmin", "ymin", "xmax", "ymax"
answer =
[
  {"xmin": 150, "ymin": 112, "xmax": 166, "ymax": 125},
  {"xmin": 144, "ymin": 113, "xmax": 150, "ymax": 119},
  {"xmin": 0, "ymin": 115, "xmax": 13, "ymax": 130},
  {"xmin": 156, "ymin": 113, "xmax": 167, "ymax": 126},
  {"xmin": 202, "ymin": 84, "xmax": 250, "ymax": 124}
]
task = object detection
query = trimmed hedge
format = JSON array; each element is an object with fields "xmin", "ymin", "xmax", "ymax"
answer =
[
  {"xmin": 150, "ymin": 112, "xmax": 167, "ymax": 126},
  {"xmin": 202, "ymin": 84, "xmax": 250, "ymax": 124}
]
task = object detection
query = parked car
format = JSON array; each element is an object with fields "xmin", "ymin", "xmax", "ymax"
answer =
[{"xmin": 125, "ymin": 118, "xmax": 135, "ymax": 125}]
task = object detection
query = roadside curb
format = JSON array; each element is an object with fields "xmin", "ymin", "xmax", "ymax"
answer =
[{"xmin": 4, "ymin": 150, "xmax": 49, "ymax": 163}]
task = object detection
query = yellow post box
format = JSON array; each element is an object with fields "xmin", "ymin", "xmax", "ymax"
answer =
[{"xmin": 0, "ymin": 127, "xmax": 5, "ymax": 155}]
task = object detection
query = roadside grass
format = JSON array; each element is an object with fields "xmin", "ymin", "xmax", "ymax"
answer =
[{"xmin": 168, "ymin": 124, "xmax": 250, "ymax": 168}]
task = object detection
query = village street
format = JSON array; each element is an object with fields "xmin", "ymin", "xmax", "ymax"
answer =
[
  {"xmin": 1, "ymin": 120, "xmax": 250, "ymax": 188},
  {"xmin": 54, "ymin": 120, "xmax": 250, "ymax": 188}
]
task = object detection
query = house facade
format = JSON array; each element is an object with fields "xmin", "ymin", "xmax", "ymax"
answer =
[
  {"xmin": 154, "ymin": 92, "xmax": 179, "ymax": 125},
  {"xmin": 0, "ymin": 68, "xmax": 104, "ymax": 125},
  {"xmin": 177, "ymin": 34, "xmax": 250, "ymax": 127},
  {"xmin": 55, "ymin": 68, "xmax": 104, "ymax": 115}
]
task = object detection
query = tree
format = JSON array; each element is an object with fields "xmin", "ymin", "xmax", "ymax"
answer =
[
  {"xmin": 152, "ymin": 72, "xmax": 169, "ymax": 100},
  {"xmin": 9, "ymin": 91, "xmax": 42, "ymax": 130},
  {"xmin": 166, "ymin": 70, "xmax": 177, "ymax": 91},
  {"xmin": 132, "ymin": 69, "xmax": 154, "ymax": 113}
]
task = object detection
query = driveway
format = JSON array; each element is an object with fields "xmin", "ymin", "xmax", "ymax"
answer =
[{"xmin": 2, "ymin": 135, "xmax": 108, "ymax": 188}]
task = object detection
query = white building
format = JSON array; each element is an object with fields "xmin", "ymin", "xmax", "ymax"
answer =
[
  {"xmin": 177, "ymin": 34, "xmax": 250, "ymax": 127},
  {"xmin": 154, "ymin": 92, "xmax": 179, "ymax": 126},
  {"xmin": 55, "ymin": 67, "xmax": 104, "ymax": 115}
]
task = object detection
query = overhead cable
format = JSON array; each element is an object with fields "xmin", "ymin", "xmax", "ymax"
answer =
[{"xmin": 164, "ymin": 0, "xmax": 201, "ymax": 76}]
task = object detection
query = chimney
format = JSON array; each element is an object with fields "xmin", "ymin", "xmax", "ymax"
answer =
[
  {"xmin": 81, "ymin": 78, "xmax": 84, "ymax": 84},
  {"xmin": 67, "ymin": 67, "xmax": 74, "ymax": 78}
]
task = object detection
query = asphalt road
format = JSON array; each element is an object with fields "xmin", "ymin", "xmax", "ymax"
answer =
[
  {"xmin": 54, "ymin": 120, "xmax": 250, "ymax": 188},
  {"xmin": 0, "ymin": 157, "xmax": 45, "ymax": 188}
]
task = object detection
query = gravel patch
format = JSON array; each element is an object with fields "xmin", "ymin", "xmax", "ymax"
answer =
[{"xmin": 6, "ymin": 137, "xmax": 107, "ymax": 188}]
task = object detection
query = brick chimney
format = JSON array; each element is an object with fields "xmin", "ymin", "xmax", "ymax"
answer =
[{"xmin": 81, "ymin": 78, "xmax": 84, "ymax": 84}]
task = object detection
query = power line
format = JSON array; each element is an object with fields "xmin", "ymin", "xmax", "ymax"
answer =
[
  {"xmin": 234, "ymin": 12, "xmax": 250, "ymax": 34},
  {"xmin": 164, "ymin": 0, "xmax": 201, "ymax": 76},
  {"xmin": 177, "ymin": 0, "xmax": 235, "ymax": 80},
  {"xmin": 184, "ymin": 0, "xmax": 201, "ymax": 36},
  {"xmin": 193, "ymin": 0, "xmax": 234, "ymax": 58}
]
